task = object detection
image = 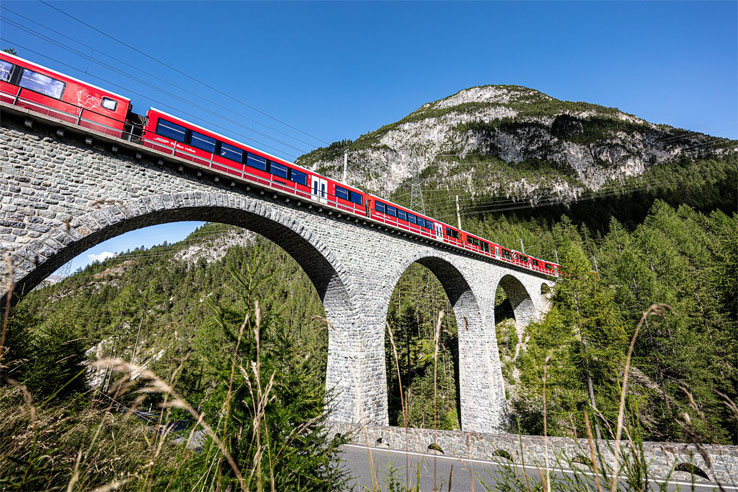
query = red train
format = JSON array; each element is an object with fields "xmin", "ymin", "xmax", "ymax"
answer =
[{"xmin": 0, "ymin": 51, "xmax": 560, "ymax": 277}]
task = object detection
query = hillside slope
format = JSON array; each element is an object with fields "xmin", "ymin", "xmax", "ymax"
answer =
[{"xmin": 297, "ymin": 85, "xmax": 737, "ymax": 207}]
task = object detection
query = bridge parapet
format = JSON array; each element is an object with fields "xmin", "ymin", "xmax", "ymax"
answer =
[{"xmin": 330, "ymin": 423, "xmax": 738, "ymax": 485}]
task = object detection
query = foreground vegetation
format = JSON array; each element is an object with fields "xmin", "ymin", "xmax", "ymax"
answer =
[{"xmin": 0, "ymin": 250, "xmax": 347, "ymax": 490}]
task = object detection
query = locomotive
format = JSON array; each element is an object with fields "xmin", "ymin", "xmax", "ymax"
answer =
[{"xmin": 0, "ymin": 51, "xmax": 559, "ymax": 277}]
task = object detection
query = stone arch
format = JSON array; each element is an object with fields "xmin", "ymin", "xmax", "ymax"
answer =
[
  {"xmin": 4, "ymin": 191, "xmax": 385, "ymax": 425},
  {"xmin": 8, "ymin": 192, "xmax": 355, "ymax": 306},
  {"xmin": 382, "ymin": 254, "xmax": 506, "ymax": 432},
  {"xmin": 541, "ymin": 282, "xmax": 552, "ymax": 296},
  {"xmin": 382, "ymin": 255, "xmax": 481, "ymax": 327},
  {"xmin": 494, "ymin": 274, "xmax": 538, "ymax": 326}
]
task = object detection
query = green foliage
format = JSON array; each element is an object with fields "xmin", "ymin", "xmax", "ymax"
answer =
[
  {"xmin": 506, "ymin": 201, "xmax": 738, "ymax": 444},
  {"xmin": 169, "ymin": 249, "xmax": 348, "ymax": 490},
  {"xmin": 385, "ymin": 264, "xmax": 460, "ymax": 430},
  {"xmin": 2, "ymin": 231, "xmax": 347, "ymax": 490}
]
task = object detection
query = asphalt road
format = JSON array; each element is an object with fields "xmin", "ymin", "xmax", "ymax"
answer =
[{"xmin": 340, "ymin": 444, "xmax": 736, "ymax": 491}]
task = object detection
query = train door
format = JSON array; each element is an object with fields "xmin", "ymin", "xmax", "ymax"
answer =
[
  {"xmin": 494, "ymin": 246, "xmax": 500, "ymax": 258},
  {"xmin": 311, "ymin": 176, "xmax": 328, "ymax": 204},
  {"xmin": 434, "ymin": 223, "xmax": 443, "ymax": 240}
]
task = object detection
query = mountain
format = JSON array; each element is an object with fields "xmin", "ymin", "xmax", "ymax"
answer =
[{"xmin": 296, "ymin": 85, "xmax": 737, "ymax": 207}]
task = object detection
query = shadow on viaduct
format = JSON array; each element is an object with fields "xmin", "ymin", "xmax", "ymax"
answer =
[{"xmin": 0, "ymin": 107, "xmax": 553, "ymax": 433}]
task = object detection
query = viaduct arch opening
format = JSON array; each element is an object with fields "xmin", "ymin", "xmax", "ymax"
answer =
[
  {"xmin": 9, "ymin": 197, "xmax": 352, "ymax": 307},
  {"xmin": 494, "ymin": 274, "xmax": 537, "ymax": 327},
  {"xmin": 383, "ymin": 255, "xmax": 490, "ymax": 431}
]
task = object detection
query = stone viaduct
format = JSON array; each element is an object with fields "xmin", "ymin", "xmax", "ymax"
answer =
[
  {"xmin": 3, "ymin": 104, "xmax": 738, "ymax": 485},
  {"xmin": 0, "ymin": 103, "xmax": 552, "ymax": 433}
]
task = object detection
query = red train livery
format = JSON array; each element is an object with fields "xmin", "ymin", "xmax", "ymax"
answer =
[
  {"xmin": 0, "ymin": 52, "xmax": 130, "ymax": 137},
  {"xmin": 0, "ymin": 51, "xmax": 560, "ymax": 277}
]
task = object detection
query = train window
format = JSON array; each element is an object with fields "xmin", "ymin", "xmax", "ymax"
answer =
[
  {"xmin": 532, "ymin": 259, "xmax": 540, "ymax": 267},
  {"xmin": 482, "ymin": 242, "xmax": 490, "ymax": 252},
  {"xmin": 502, "ymin": 249, "xmax": 511, "ymax": 259},
  {"xmin": 191, "ymin": 131, "xmax": 216, "ymax": 153},
  {"xmin": 246, "ymin": 153, "xmax": 267, "ymax": 171},
  {"xmin": 335, "ymin": 186, "xmax": 349, "ymax": 201},
  {"xmin": 220, "ymin": 142, "xmax": 243, "ymax": 162},
  {"xmin": 270, "ymin": 161, "xmax": 289, "ymax": 179},
  {"xmin": 386, "ymin": 205, "xmax": 397, "ymax": 217},
  {"xmin": 349, "ymin": 191, "xmax": 363, "ymax": 205},
  {"xmin": 0, "ymin": 60, "xmax": 14, "ymax": 82},
  {"xmin": 156, "ymin": 118, "xmax": 186, "ymax": 143},
  {"xmin": 418, "ymin": 218, "xmax": 426, "ymax": 228},
  {"xmin": 425, "ymin": 220, "xmax": 433, "ymax": 230},
  {"xmin": 290, "ymin": 169, "xmax": 307, "ymax": 186},
  {"xmin": 398, "ymin": 210, "xmax": 407, "ymax": 221},
  {"xmin": 101, "ymin": 97, "xmax": 117, "ymax": 111},
  {"xmin": 375, "ymin": 201, "xmax": 386, "ymax": 213},
  {"xmin": 467, "ymin": 236, "xmax": 479, "ymax": 247},
  {"xmin": 445, "ymin": 227, "xmax": 459, "ymax": 239},
  {"xmin": 520, "ymin": 256, "xmax": 528, "ymax": 263},
  {"xmin": 545, "ymin": 264, "xmax": 553, "ymax": 270},
  {"xmin": 407, "ymin": 213, "xmax": 417, "ymax": 224},
  {"xmin": 19, "ymin": 68, "xmax": 65, "ymax": 99}
]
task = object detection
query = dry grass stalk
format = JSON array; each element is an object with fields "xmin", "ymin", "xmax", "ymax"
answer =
[
  {"xmin": 145, "ymin": 353, "xmax": 190, "ymax": 492},
  {"xmin": 66, "ymin": 448, "xmax": 82, "ymax": 492},
  {"xmin": 432, "ymin": 310, "xmax": 444, "ymax": 491},
  {"xmin": 386, "ymin": 320, "xmax": 410, "ymax": 490},
  {"xmin": 610, "ymin": 303, "xmax": 672, "ymax": 492},
  {"xmin": 92, "ymin": 358, "xmax": 246, "ymax": 491},
  {"xmin": 467, "ymin": 432, "xmax": 475, "ymax": 492},
  {"xmin": 583, "ymin": 412, "xmax": 603, "ymax": 492},
  {"xmin": 1, "ymin": 253, "xmax": 14, "ymax": 360},
  {"xmin": 7, "ymin": 378, "xmax": 35, "ymax": 427},
  {"xmin": 542, "ymin": 354, "xmax": 552, "ymax": 492},
  {"xmin": 89, "ymin": 478, "xmax": 131, "ymax": 492},
  {"xmin": 715, "ymin": 390, "xmax": 738, "ymax": 418}
]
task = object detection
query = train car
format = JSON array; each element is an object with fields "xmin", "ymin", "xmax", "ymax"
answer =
[
  {"xmin": 368, "ymin": 197, "xmax": 438, "ymax": 239},
  {"xmin": 141, "ymin": 108, "xmax": 313, "ymax": 198},
  {"xmin": 140, "ymin": 108, "xmax": 367, "ymax": 216},
  {"xmin": 0, "ymin": 52, "xmax": 130, "ymax": 137}
]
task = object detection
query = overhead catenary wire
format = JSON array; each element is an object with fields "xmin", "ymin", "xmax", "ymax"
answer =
[
  {"xmin": 0, "ymin": 22, "xmax": 312, "ymax": 157},
  {"xmin": 0, "ymin": 37, "xmax": 303, "ymax": 160},
  {"xmin": 37, "ymin": 0, "xmax": 331, "ymax": 147},
  {"xmin": 1, "ymin": 6, "xmax": 323, "ymax": 151}
]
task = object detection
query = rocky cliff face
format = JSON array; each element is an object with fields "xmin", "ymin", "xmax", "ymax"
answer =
[{"xmin": 296, "ymin": 85, "xmax": 736, "ymax": 202}]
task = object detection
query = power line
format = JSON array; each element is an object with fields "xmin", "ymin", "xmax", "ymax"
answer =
[
  {"xmin": 1, "ymin": 6, "xmax": 323, "ymax": 151},
  {"xmin": 0, "ymin": 21, "xmax": 312, "ymax": 156},
  {"xmin": 0, "ymin": 37, "xmax": 301, "ymax": 160},
  {"xmin": 37, "ymin": 0, "xmax": 330, "ymax": 147}
]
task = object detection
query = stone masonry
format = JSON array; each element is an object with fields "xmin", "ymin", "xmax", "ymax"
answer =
[
  {"xmin": 0, "ymin": 105, "xmax": 551, "ymax": 433},
  {"xmin": 331, "ymin": 423, "xmax": 738, "ymax": 485}
]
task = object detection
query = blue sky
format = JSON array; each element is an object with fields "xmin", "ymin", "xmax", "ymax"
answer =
[{"xmin": 1, "ymin": 1, "xmax": 736, "ymax": 274}]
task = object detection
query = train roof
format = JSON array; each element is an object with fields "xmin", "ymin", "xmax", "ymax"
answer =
[{"xmin": 1, "ymin": 52, "xmax": 131, "ymax": 102}]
